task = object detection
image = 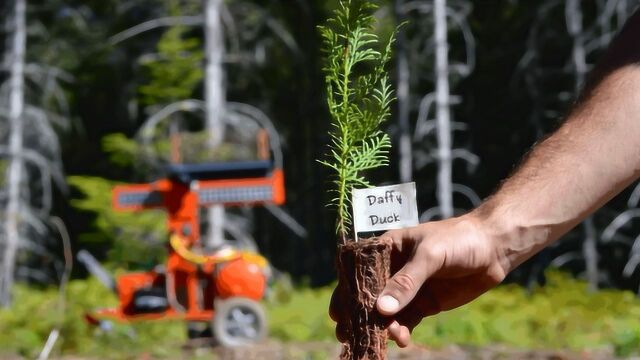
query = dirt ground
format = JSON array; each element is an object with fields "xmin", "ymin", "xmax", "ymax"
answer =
[
  {"xmin": 0, "ymin": 341, "xmax": 629, "ymax": 360},
  {"xmin": 197, "ymin": 341, "xmax": 625, "ymax": 360}
]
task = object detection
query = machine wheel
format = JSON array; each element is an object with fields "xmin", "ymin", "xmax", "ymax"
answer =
[
  {"xmin": 212, "ymin": 297, "xmax": 267, "ymax": 347},
  {"xmin": 186, "ymin": 321, "xmax": 212, "ymax": 340}
]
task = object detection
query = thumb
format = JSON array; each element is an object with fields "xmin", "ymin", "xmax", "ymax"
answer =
[{"xmin": 377, "ymin": 246, "xmax": 442, "ymax": 316}]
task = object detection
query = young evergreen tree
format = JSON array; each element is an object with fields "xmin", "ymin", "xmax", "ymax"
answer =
[
  {"xmin": 319, "ymin": 1, "xmax": 397, "ymax": 358},
  {"xmin": 138, "ymin": 25, "xmax": 203, "ymax": 106},
  {"xmin": 319, "ymin": 0, "xmax": 395, "ymax": 242}
]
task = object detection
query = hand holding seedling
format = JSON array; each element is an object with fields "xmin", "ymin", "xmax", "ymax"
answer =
[
  {"xmin": 331, "ymin": 214, "xmax": 505, "ymax": 347},
  {"xmin": 319, "ymin": 0, "xmax": 404, "ymax": 357},
  {"xmin": 331, "ymin": 9, "xmax": 640, "ymax": 348}
]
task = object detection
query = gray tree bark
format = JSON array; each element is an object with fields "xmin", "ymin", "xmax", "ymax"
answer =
[
  {"xmin": 567, "ymin": 0, "xmax": 598, "ymax": 291},
  {"xmin": 395, "ymin": 0, "xmax": 413, "ymax": 183},
  {"xmin": 1, "ymin": 0, "xmax": 27, "ymax": 307},
  {"xmin": 434, "ymin": 0, "xmax": 453, "ymax": 218},
  {"xmin": 204, "ymin": 0, "xmax": 226, "ymax": 249}
]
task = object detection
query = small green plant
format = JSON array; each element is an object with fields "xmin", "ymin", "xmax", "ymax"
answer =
[
  {"xmin": 5, "ymin": 272, "xmax": 640, "ymax": 357},
  {"xmin": 138, "ymin": 3, "xmax": 203, "ymax": 106},
  {"xmin": 318, "ymin": 0, "xmax": 396, "ymax": 242},
  {"xmin": 68, "ymin": 176, "xmax": 167, "ymax": 269}
]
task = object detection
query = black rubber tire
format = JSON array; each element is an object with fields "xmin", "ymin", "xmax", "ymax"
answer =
[
  {"xmin": 212, "ymin": 297, "xmax": 267, "ymax": 347},
  {"xmin": 186, "ymin": 321, "xmax": 213, "ymax": 340}
]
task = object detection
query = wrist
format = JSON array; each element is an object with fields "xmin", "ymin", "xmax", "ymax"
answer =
[{"xmin": 468, "ymin": 199, "xmax": 552, "ymax": 275}]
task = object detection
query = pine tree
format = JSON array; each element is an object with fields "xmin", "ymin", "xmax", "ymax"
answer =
[{"xmin": 318, "ymin": 0, "xmax": 396, "ymax": 242}]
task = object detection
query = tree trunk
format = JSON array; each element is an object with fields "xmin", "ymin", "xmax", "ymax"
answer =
[
  {"xmin": 434, "ymin": 0, "xmax": 453, "ymax": 218},
  {"xmin": 337, "ymin": 238, "xmax": 392, "ymax": 360},
  {"xmin": 567, "ymin": 0, "xmax": 598, "ymax": 291},
  {"xmin": 567, "ymin": 0, "xmax": 587, "ymax": 92},
  {"xmin": 395, "ymin": 0, "xmax": 413, "ymax": 183},
  {"xmin": 204, "ymin": 0, "xmax": 226, "ymax": 249},
  {"xmin": 1, "ymin": 0, "xmax": 27, "ymax": 307},
  {"xmin": 583, "ymin": 217, "xmax": 598, "ymax": 292}
]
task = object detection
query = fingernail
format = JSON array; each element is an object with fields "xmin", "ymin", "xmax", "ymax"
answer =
[{"xmin": 378, "ymin": 295, "xmax": 399, "ymax": 313}]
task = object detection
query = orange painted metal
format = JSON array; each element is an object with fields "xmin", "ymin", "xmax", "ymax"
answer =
[
  {"xmin": 93, "ymin": 257, "xmax": 266, "ymax": 323},
  {"xmin": 257, "ymin": 129, "xmax": 270, "ymax": 160},
  {"xmin": 113, "ymin": 169, "xmax": 285, "ymax": 211},
  {"xmin": 117, "ymin": 272, "xmax": 157, "ymax": 315},
  {"xmin": 215, "ymin": 258, "xmax": 266, "ymax": 301},
  {"xmin": 195, "ymin": 168, "xmax": 286, "ymax": 207},
  {"xmin": 96, "ymin": 168, "xmax": 282, "ymax": 324},
  {"xmin": 113, "ymin": 179, "xmax": 200, "ymax": 244},
  {"xmin": 272, "ymin": 168, "xmax": 286, "ymax": 205},
  {"xmin": 95, "ymin": 307, "xmax": 214, "ymax": 322}
]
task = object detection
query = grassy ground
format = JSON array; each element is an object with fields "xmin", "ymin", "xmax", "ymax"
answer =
[{"xmin": 1, "ymin": 271, "xmax": 640, "ymax": 358}]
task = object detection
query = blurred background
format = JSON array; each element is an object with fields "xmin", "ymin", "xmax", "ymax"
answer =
[{"xmin": 2, "ymin": 0, "xmax": 640, "ymax": 358}]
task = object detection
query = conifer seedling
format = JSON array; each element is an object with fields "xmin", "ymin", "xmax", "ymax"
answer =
[
  {"xmin": 319, "ymin": 0, "xmax": 395, "ymax": 242},
  {"xmin": 319, "ymin": 1, "xmax": 397, "ymax": 358}
]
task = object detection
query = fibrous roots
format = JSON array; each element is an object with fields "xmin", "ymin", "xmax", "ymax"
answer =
[{"xmin": 337, "ymin": 237, "xmax": 392, "ymax": 360}]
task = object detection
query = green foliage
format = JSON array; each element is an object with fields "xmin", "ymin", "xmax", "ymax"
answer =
[
  {"xmin": 268, "ymin": 271, "xmax": 640, "ymax": 357},
  {"xmin": 318, "ymin": 0, "xmax": 396, "ymax": 239},
  {"xmin": 411, "ymin": 272, "xmax": 640, "ymax": 356},
  {"xmin": 101, "ymin": 133, "xmax": 139, "ymax": 168},
  {"xmin": 138, "ymin": 25, "xmax": 204, "ymax": 105},
  {"xmin": 0, "ymin": 278, "xmax": 185, "ymax": 359},
  {"xmin": 173, "ymin": 132, "xmax": 257, "ymax": 163},
  {"xmin": 268, "ymin": 286, "xmax": 335, "ymax": 342},
  {"xmin": 102, "ymin": 131, "xmax": 257, "ymax": 171},
  {"xmin": 68, "ymin": 176, "xmax": 167, "ymax": 269},
  {"xmin": 3, "ymin": 272, "xmax": 640, "ymax": 357}
]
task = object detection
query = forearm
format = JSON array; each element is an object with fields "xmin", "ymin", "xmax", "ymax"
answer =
[{"xmin": 473, "ymin": 11, "xmax": 640, "ymax": 273}]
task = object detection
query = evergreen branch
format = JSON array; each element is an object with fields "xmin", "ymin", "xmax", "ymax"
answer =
[{"xmin": 318, "ymin": 0, "xmax": 398, "ymax": 241}]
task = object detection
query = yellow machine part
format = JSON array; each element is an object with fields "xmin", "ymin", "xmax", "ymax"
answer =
[{"xmin": 169, "ymin": 234, "xmax": 268, "ymax": 269}]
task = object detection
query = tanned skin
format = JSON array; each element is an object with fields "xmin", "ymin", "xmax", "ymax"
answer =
[{"xmin": 330, "ymin": 9, "xmax": 640, "ymax": 347}]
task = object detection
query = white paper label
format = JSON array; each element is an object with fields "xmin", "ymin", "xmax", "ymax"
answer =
[{"xmin": 352, "ymin": 182, "xmax": 419, "ymax": 235}]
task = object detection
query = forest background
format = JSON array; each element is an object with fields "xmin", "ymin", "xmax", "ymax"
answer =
[{"xmin": 3, "ymin": 0, "xmax": 640, "ymax": 358}]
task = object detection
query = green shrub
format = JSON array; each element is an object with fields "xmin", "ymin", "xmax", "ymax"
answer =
[
  {"xmin": 2, "ymin": 271, "xmax": 640, "ymax": 357},
  {"xmin": 267, "ymin": 272, "xmax": 640, "ymax": 356},
  {"xmin": 0, "ymin": 277, "xmax": 187, "ymax": 359},
  {"xmin": 68, "ymin": 175, "xmax": 167, "ymax": 269},
  {"xmin": 415, "ymin": 272, "xmax": 640, "ymax": 356},
  {"xmin": 267, "ymin": 287, "xmax": 335, "ymax": 342}
]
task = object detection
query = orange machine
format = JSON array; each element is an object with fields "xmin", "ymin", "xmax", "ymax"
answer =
[{"xmin": 87, "ymin": 159, "xmax": 285, "ymax": 346}]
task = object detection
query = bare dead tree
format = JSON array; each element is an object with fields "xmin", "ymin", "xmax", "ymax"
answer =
[
  {"xmin": 204, "ymin": 0, "xmax": 226, "ymax": 249},
  {"xmin": 0, "ymin": 0, "xmax": 27, "ymax": 307},
  {"xmin": 517, "ymin": 0, "xmax": 636, "ymax": 290},
  {"xmin": 518, "ymin": 0, "xmax": 635, "ymax": 134},
  {"xmin": 602, "ymin": 207, "xmax": 640, "ymax": 294},
  {"xmin": 37, "ymin": 217, "xmax": 72, "ymax": 360},
  {"xmin": 113, "ymin": 0, "xmax": 304, "ymax": 251},
  {"xmin": 398, "ymin": 0, "xmax": 479, "ymax": 220},
  {"xmin": 395, "ymin": 0, "xmax": 413, "ymax": 183},
  {"xmin": 136, "ymin": 99, "xmax": 306, "ymax": 249},
  {"xmin": 567, "ymin": 0, "xmax": 599, "ymax": 292},
  {"xmin": 433, "ymin": 0, "xmax": 453, "ymax": 218},
  {"xmin": 0, "ymin": 0, "xmax": 70, "ymax": 306}
]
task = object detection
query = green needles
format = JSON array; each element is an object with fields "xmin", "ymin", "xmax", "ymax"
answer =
[{"xmin": 318, "ymin": 0, "xmax": 397, "ymax": 241}]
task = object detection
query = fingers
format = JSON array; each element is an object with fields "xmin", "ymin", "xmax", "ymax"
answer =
[
  {"xmin": 377, "ymin": 231, "xmax": 443, "ymax": 316},
  {"xmin": 335, "ymin": 323, "xmax": 348, "ymax": 343},
  {"xmin": 388, "ymin": 321, "xmax": 411, "ymax": 348},
  {"xmin": 330, "ymin": 285, "xmax": 349, "ymax": 342},
  {"xmin": 382, "ymin": 228, "xmax": 412, "ymax": 253},
  {"xmin": 427, "ymin": 270, "xmax": 500, "ymax": 312},
  {"xmin": 329, "ymin": 287, "xmax": 342, "ymax": 321},
  {"xmin": 387, "ymin": 283, "xmax": 440, "ymax": 347}
]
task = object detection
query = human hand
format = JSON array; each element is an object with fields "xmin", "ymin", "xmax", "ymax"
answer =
[{"xmin": 330, "ymin": 213, "xmax": 508, "ymax": 347}]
